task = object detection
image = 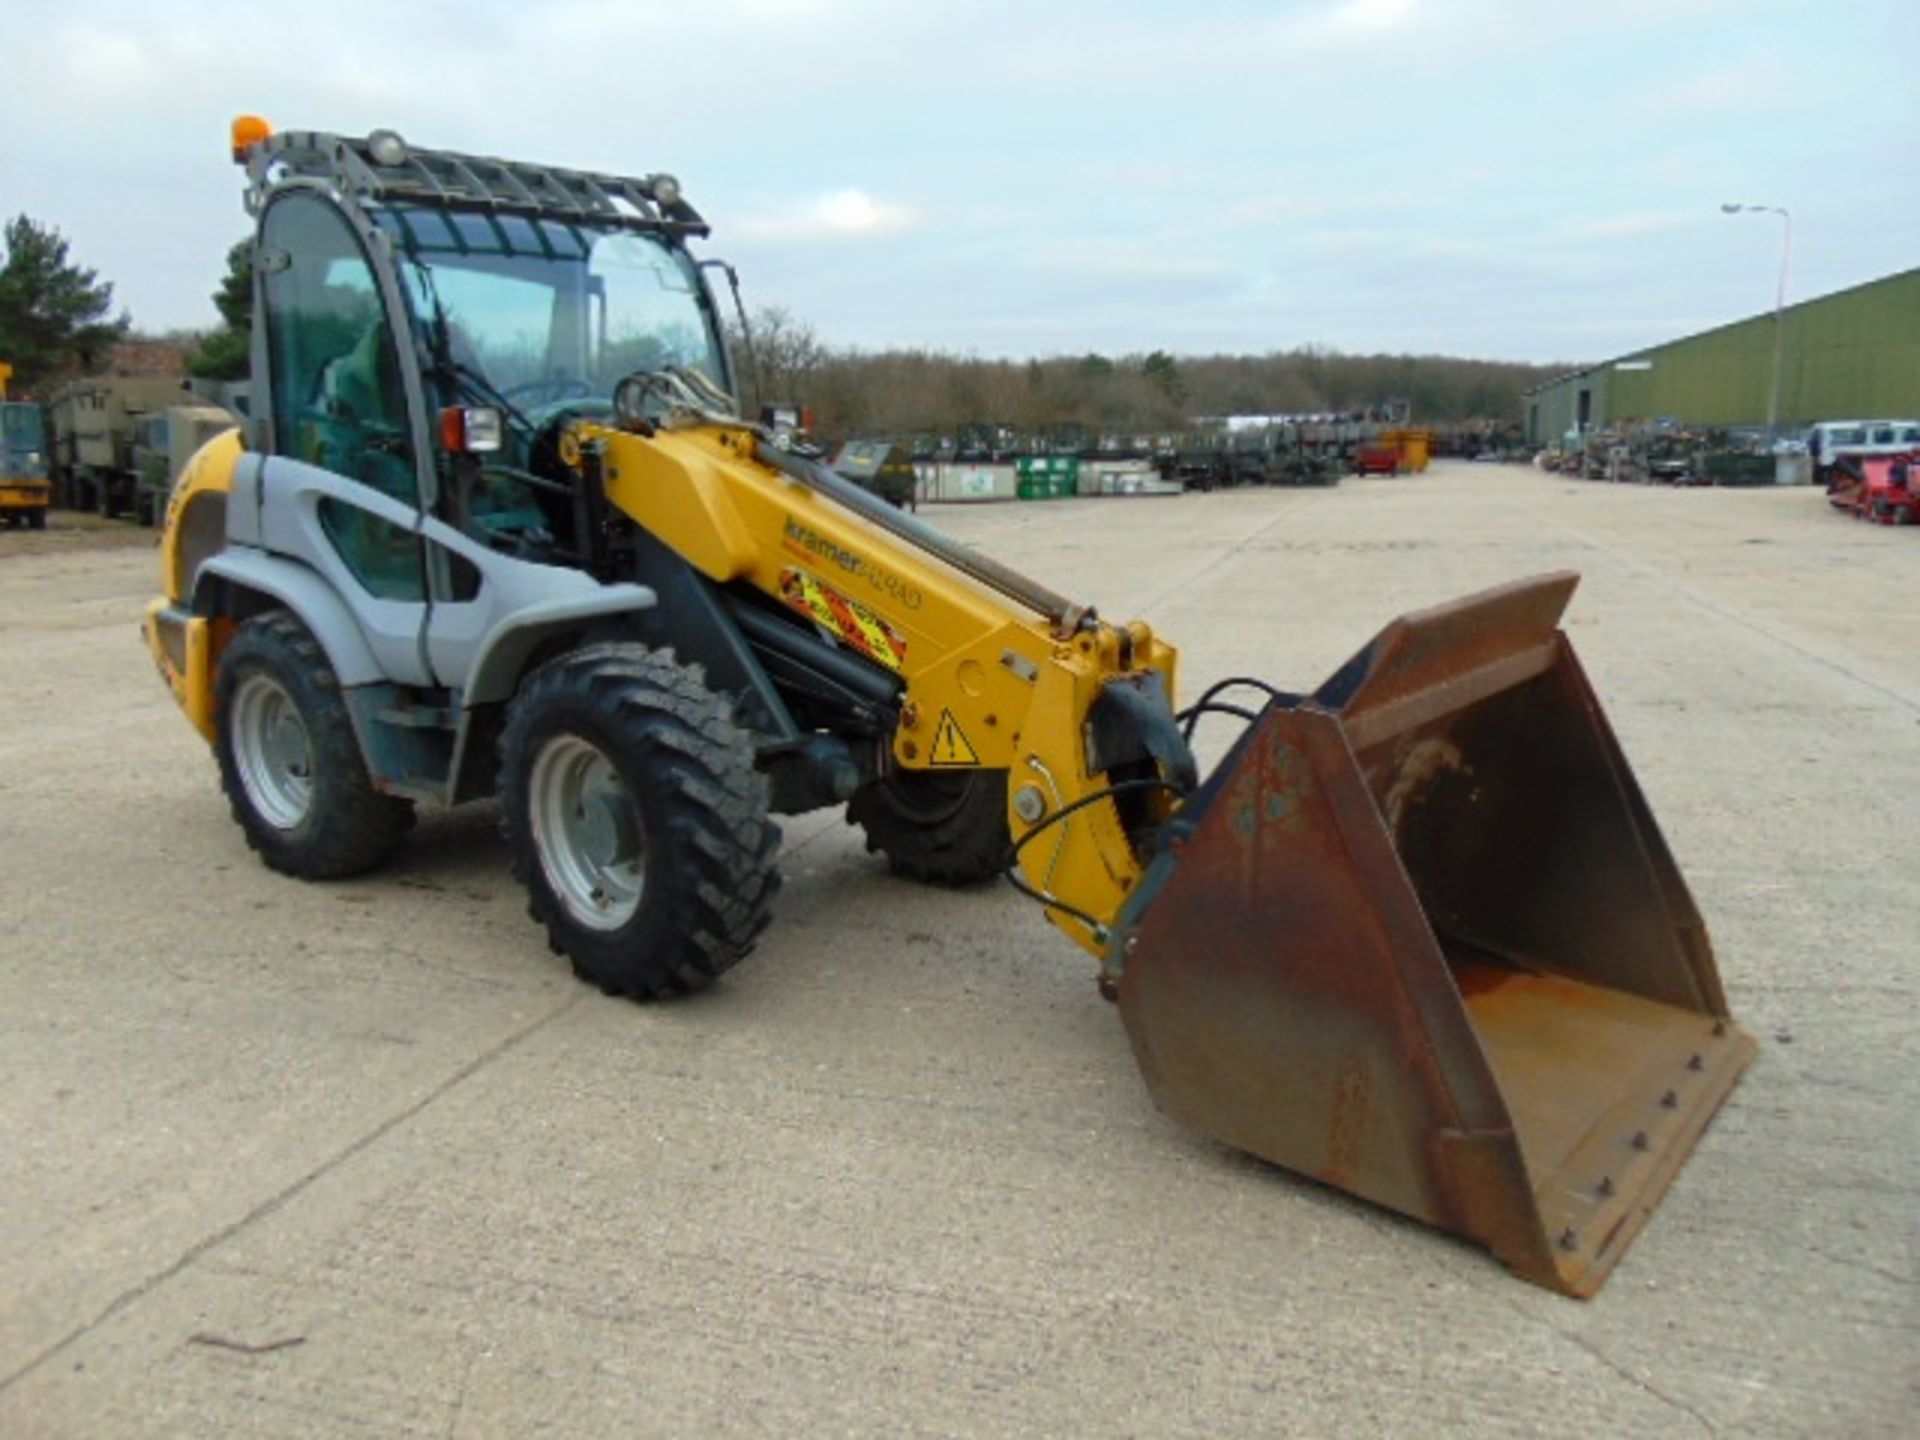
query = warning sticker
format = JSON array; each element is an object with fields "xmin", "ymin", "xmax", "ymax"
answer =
[
  {"xmin": 930, "ymin": 709, "xmax": 980, "ymax": 766},
  {"xmin": 778, "ymin": 567, "xmax": 909, "ymax": 672}
]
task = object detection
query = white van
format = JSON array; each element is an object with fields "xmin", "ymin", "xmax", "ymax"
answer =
[{"xmin": 1807, "ymin": 419, "xmax": 1920, "ymax": 479}]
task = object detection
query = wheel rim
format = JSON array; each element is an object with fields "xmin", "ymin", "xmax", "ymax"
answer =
[
  {"xmin": 231, "ymin": 672, "xmax": 314, "ymax": 830},
  {"xmin": 529, "ymin": 734, "xmax": 646, "ymax": 931}
]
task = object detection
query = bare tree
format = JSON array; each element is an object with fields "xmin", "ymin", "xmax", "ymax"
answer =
[
  {"xmin": 728, "ymin": 303, "xmax": 1569, "ymax": 443},
  {"xmin": 732, "ymin": 304, "xmax": 825, "ymax": 413}
]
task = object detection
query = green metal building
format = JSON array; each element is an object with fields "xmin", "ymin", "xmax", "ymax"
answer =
[{"xmin": 1524, "ymin": 266, "xmax": 1920, "ymax": 444}]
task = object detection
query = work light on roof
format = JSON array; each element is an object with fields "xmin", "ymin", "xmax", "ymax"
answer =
[
  {"xmin": 650, "ymin": 174, "xmax": 682, "ymax": 208},
  {"xmin": 367, "ymin": 129, "xmax": 410, "ymax": 168}
]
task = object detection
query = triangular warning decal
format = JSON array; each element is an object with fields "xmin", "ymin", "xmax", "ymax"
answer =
[{"xmin": 929, "ymin": 709, "xmax": 981, "ymax": 766}]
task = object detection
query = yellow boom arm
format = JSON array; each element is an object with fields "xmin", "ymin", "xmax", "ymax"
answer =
[{"xmin": 583, "ymin": 419, "xmax": 1179, "ymax": 958}]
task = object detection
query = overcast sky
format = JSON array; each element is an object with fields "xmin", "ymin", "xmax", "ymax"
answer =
[{"xmin": 2, "ymin": 0, "xmax": 1913, "ymax": 365}]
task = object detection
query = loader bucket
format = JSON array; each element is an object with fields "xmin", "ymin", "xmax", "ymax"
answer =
[{"xmin": 1111, "ymin": 572, "xmax": 1756, "ymax": 1297}]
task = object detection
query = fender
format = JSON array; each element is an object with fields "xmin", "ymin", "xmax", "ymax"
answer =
[
  {"xmin": 460, "ymin": 585, "xmax": 657, "ymax": 708},
  {"xmin": 443, "ymin": 585, "xmax": 656, "ymax": 804},
  {"xmin": 192, "ymin": 545, "xmax": 385, "ymax": 686}
]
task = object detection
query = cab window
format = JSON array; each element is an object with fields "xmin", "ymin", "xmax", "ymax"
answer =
[
  {"xmin": 261, "ymin": 194, "xmax": 418, "ymax": 505},
  {"xmin": 318, "ymin": 497, "xmax": 424, "ymax": 602}
]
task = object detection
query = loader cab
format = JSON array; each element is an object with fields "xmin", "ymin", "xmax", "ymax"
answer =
[
  {"xmin": 376, "ymin": 204, "xmax": 731, "ymax": 552},
  {"xmin": 248, "ymin": 145, "xmax": 732, "ymax": 571}
]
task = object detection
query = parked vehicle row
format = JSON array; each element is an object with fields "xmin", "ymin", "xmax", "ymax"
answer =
[
  {"xmin": 20, "ymin": 377, "xmax": 245, "ymax": 526},
  {"xmin": 1539, "ymin": 425, "xmax": 1803, "ymax": 487}
]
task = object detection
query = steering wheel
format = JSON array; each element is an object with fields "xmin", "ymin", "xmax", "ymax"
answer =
[{"xmin": 500, "ymin": 375, "xmax": 595, "ymax": 407}]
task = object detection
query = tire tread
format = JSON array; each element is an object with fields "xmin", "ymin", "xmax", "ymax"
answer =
[
  {"xmin": 213, "ymin": 611, "xmax": 413, "ymax": 880},
  {"xmin": 846, "ymin": 768, "xmax": 1009, "ymax": 886},
  {"xmin": 499, "ymin": 643, "xmax": 780, "ymax": 1000}
]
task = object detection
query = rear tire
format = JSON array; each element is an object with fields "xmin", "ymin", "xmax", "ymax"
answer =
[
  {"xmin": 847, "ymin": 767, "xmax": 1009, "ymax": 885},
  {"xmin": 27, "ymin": 509, "xmax": 46, "ymax": 530},
  {"xmin": 214, "ymin": 612, "xmax": 413, "ymax": 879},
  {"xmin": 500, "ymin": 642, "xmax": 780, "ymax": 999}
]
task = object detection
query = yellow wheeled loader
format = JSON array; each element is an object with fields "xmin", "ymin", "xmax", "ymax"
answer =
[
  {"xmin": 0, "ymin": 361, "xmax": 53, "ymax": 531},
  {"xmin": 143, "ymin": 119, "xmax": 1755, "ymax": 1297}
]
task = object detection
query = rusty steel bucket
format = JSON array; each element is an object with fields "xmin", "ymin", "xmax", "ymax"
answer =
[{"xmin": 1109, "ymin": 573, "xmax": 1756, "ymax": 1297}]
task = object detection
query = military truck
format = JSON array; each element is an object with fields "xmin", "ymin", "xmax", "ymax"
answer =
[
  {"xmin": 47, "ymin": 376, "xmax": 190, "ymax": 518},
  {"xmin": 130, "ymin": 404, "xmax": 242, "ymax": 525}
]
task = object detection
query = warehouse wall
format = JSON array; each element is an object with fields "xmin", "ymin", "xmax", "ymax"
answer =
[
  {"xmin": 1525, "ymin": 266, "xmax": 1920, "ymax": 439},
  {"xmin": 1527, "ymin": 367, "xmax": 1610, "ymax": 444}
]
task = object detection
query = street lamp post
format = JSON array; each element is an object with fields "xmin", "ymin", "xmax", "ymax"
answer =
[{"xmin": 1720, "ymin": 202, "xmax": 1793, "ymax": 435}]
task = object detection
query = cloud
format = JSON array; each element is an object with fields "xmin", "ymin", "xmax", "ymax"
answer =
[
  {"xmin": 1270, "ymin": 0, "xmax": 1424, "ymax": 49},
  {"xmin": 740, "ymin": 190, "xmax": 921, "ymax": 242},
  {"xmin": 1323, "ymin": 0, "xmax": 1421, "ymax": 34},
  {"xmin": 1630, "ymin": 50, "xmax": 1804, "ymax": 117},
  {"xmin": 1549, "ymin": 210, "xmax": 1703, "ymax": 242},
  {"xmin": 0, "ymin": 0, "xmax": 1907, "ymax": 359},
  {"xmin": 55, "ymin": 24, "xmax": 150, "ymax": 85}
]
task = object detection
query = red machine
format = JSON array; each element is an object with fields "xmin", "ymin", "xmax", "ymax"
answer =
[
  {"xmin": 1829, "ymin": 453, "xmax": 1919, "ymax": 525},
  {"xmin": 1354, "ymin": 442, "xmax": 1401, "ymax": 476}
]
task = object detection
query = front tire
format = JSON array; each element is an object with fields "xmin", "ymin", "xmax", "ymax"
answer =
[
  {"xmin": 214, "ymin": 612, "xmax": 413, "ymax": 878},
  {"xmin": 500, "ymin": 643, "xmax": 780, "ymax": 999},
  {"xmin": 847, "ymin": 766, "xmax": 1009, "ymax": 885}
]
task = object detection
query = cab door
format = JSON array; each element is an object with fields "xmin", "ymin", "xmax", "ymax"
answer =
[{"xmin": 256, "ymin": 190, "xmax": 437, "ymax": 685}]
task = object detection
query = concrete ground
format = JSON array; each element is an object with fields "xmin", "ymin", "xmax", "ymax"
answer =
[{"xmin": 0, "ymin": 464, "xmax": 1913, "ymax": 1437}]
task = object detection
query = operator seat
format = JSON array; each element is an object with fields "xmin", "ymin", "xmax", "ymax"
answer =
[{"xmin": 310, "ymin": 320, "xmax": 415, "ymax": 504}]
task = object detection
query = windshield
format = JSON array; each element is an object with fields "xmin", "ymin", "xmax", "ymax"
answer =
[
  {"xmin": 2, "ymin": 403, "xmax": 44, "ymax": 448},
  {"xmin": 1, "ymin": 403, "xmax": 46, "ymax": 473},
  {"xmin": 374, "ymin": 205, "xmax": 728, "ymax": 418}
]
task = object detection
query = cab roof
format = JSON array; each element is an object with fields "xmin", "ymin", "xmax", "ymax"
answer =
[{"xmin": 241, "ymin": 129, "xmax": 707, "ymax": 240}]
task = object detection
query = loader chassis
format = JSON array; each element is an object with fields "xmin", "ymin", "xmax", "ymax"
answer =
[{"xmin": 144, "ymin": 124, "xmax": 1755, "ymax": 1296}]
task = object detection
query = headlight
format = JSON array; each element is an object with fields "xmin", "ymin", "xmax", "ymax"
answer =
[
  {"xmin": 436, "ymin": 405, "xmax": 502, "ymax": 454},
  {"xmin": 462, "ymin": 407, "xmax": 502, "ymax": 453}
]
